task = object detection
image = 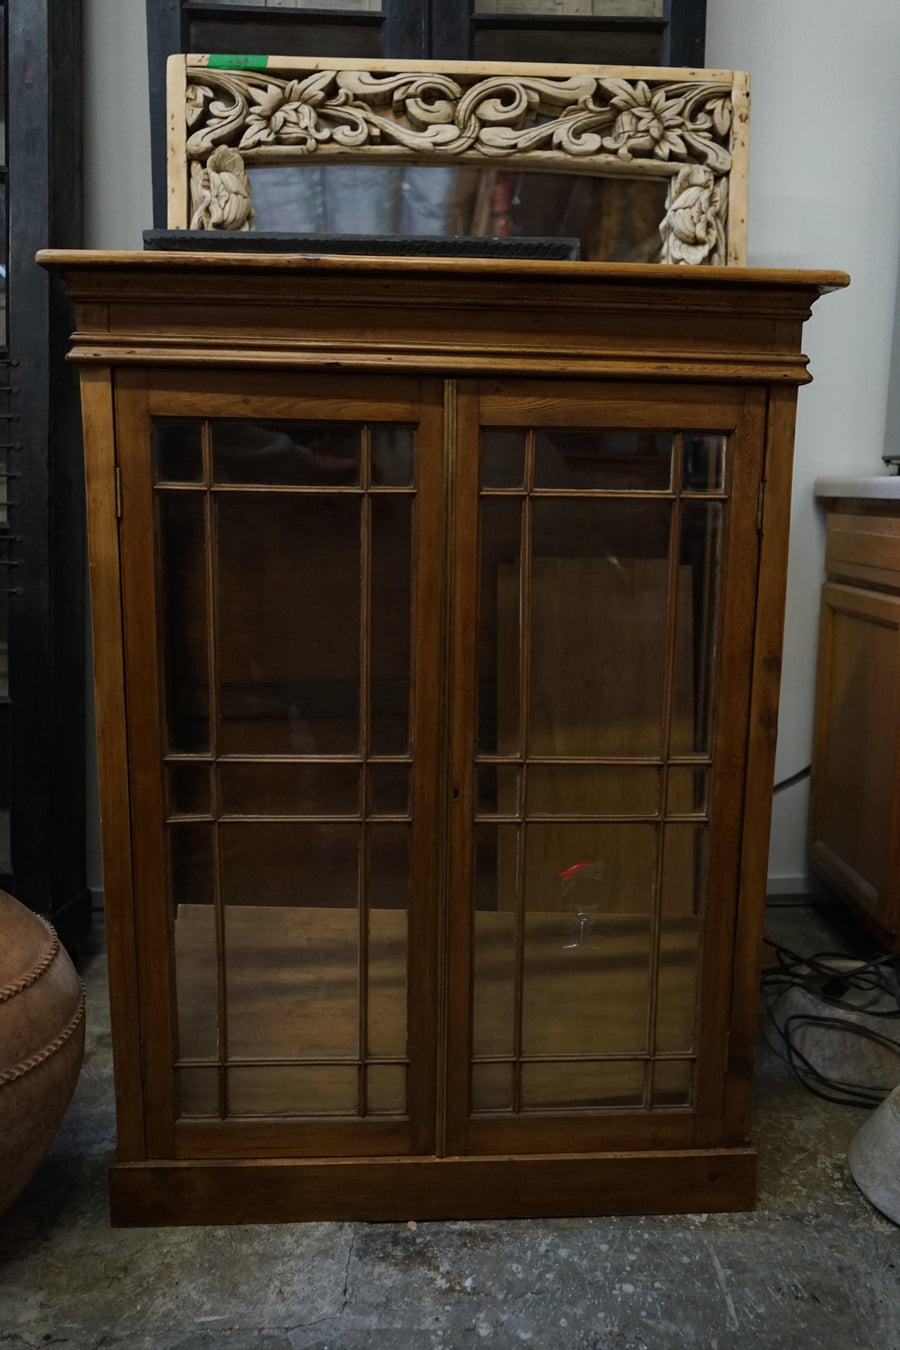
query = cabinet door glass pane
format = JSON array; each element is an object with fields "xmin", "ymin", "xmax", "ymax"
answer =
[
  {"xmin": 478, "ymin": 496, "xmax": 522, "ymax": 754},
  {"xmin": 534, "ymin": 429, "xmax": 672, "ymax": 492},
  {"xmin": 521, "ymin": 824, "xmax": 654, "ymax": 1057},
  {"xmin": 472, "ymin": 823, "xmax": 518, "ymax": 1058},
  {"xmin": 220, "ymin": 761, "xmax": 360, "ymax": 816},
  {"xmin": 371, "ymin": 495, "xmax": 412, "ymax": 754},
  {"xmin": 153, "ymin": 419, "xmax": 203, "ymax": 484},
  {"xmin": 670, "ymin": 501, "xmax": 722, "ymax": 756},
  {"xmin": 158, "ymin": 492, "xmax": 210, "ymax": 753},
  {"xmin": 528, "ymin": 499, "xmax": 671, "ymax": 757},
  {"xmin": 212, "ymin": 421, "xmax": 362, "ymax": 487},
  {"xmin": 159, "ymin": 412, "xmax": 418, "ymax": 1129},
  {"xmin": 468, "ymin": 415, "xmax": 728, "ymax": 1119},
  {"xmin": 171, "ymin": 828, "xmax": 217, "ymax": 1064},
  {"xmin": 217, "ymin": 493, "xmax": 361, "ymax": 755}
]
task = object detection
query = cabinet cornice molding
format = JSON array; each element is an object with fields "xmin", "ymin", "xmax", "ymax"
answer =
[{"xmin": 39, "ymin": 253, "xmax": 847, "ymax": 386}]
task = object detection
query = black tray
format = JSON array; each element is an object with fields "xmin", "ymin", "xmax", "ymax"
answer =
[{"xmin": 142, "ymin": 230, "xmax": 581, "ymax": 261}]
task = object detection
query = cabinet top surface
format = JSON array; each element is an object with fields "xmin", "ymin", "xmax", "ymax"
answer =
[
  {"xmin": 38, "ymin": 249, "xmax": 849, "ymax": 296},
  {"xmin": 815, "ymin": 476, "xmax": 900, "ymax": 502}
]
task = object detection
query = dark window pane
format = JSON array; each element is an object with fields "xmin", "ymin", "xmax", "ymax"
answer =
[
  {"xmin": 369, "ymin": 763, "xmax": 410, "ymax": 816},
  {"xmin": 529, "ymin": 498, "xmax": 672, "ymax": 756},
  {"xmin": 220, "ymin": 820, "xmax": 359, "ymax": 908},
  {"xmin": 157, "ymin": 492, "xmax": 210, "ymax": 753},
  {"xmin": 481, "ymin": 429, "xmax": 525, "ymax": 489},
  {"xmin": 212, "ymin": 420, "xmax": 361, "ymax": 487},
  {"xmin": 169, "ymin": 822, "xmax": 214, "ymax": 909},
  {"xmin": 153, "ymin": 419, "xmax": 204, "ymax": 484},
  {"xmin": 173, "ymin": 884, "xmax": 218, "ymax": 1062},
  {"xmin": 190, "ymin": 0, "xmax": 382, "ymax": 7},
  {"xmin": 227, "ymin": 1066, "xmax": 359, "ymax": 1118},
  {"xmin": 472, "ymin": 825, "xmax": 518, "ymax": 1057},
  {"xmin": 371, "ymin": 425, "xmax": 414, "ymax": 488},
  {"xmin": 367, "ymin": 823, "xmax": 409, "ymax": 910},
  {"xmin": 652, "ymin": 1060, "xmax": 693, "ymax": 1107},
  {"xmin": 683, "ymin": 433, "xmax": 726, "ymax": 493},
  {"xmin": 534, "ymin": 429, "xmax": 672, "ymax": 492},
  {"xmin": 220, "ymin": 761, "xmax": 360, "ymax": 817},
  {"xmin": 370, "ymin": 495, "xmax": 412, "ymax": 754},
  {"xmin": 520, "ymin": 1061, "xmax": 645, "ymax": 1110},
  {"xmin": 471, "ymin": 1062, "xmax": 514, "ymax": 1113},
  {"xmin": 473, "ymin": 0, "xmax": 663, "ymax": 12},
  {"xmin": 178, "ymin": 1067, "xmax": 219, "ymax": 1118},
  {"xmin": 670, "ymin": 501, "xmax": 722, "ymax": 755},
  {"xmin": 168, "ymin": 762, "xmax": 211, "ymax": 817},
  {"xmin": 479, "ymin": 496, "xmax": 522, "ymax": 755},
  {"xmin": 224, "ymin": 900, "xmax": 360, "ymax": 1062},
  {"xmin": 666, "ymin": 767, "xmax": 707, "ymax": 816},
  {"xmin": 474, "ymin": 27, "xmax": 663, "ymax": 65},
  {"xmin": 366, "ymin": 1064, "xmax": 406, "ymax": 1116},
  {"xmin": 476, "ymin": 764, "xmax": 520, "ymax": 818},
  {"xmin": 217, "ymin": 493, "xmax": 361, "ymax": 754},
  {"xmin": 189, "ymin": 18, "xmax": 383, "ymax": 60},
  {"xmin": 527, "ymin": 764, "xmax": 660, "ymax": 817}
]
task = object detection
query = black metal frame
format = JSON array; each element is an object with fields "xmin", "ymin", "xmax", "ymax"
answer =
[
  {"xmin": 146, "ymin": 0, "xmax": 707, "ymax": 228},
  {"xmin": 4, "ymin": 0, "xmax": 87, "ymax": 947}
]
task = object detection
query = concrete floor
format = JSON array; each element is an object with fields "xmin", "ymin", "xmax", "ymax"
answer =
[{"xmin": 1, "ymin": 901, "xmax": 898, "ymax": 1350}]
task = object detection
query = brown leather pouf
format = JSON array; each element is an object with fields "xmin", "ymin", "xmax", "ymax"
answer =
[{"xmin": 0, "ymin": 890, "xmax": 86, "ymax": 1215}]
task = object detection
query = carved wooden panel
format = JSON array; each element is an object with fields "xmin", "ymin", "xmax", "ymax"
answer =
[{"xmin": 167, "ymin": 55, "xmax": 749, "ymax": 264}]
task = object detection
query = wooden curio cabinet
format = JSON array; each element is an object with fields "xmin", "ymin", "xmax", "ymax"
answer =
[{"xmin": 41, "ymin": 250, "xmax": 844, "ymax": 1225}]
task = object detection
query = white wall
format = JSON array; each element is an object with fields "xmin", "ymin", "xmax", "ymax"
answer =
[
  {"xmin": 707, "ymin": 0, "xmax": 900, "ymax": 889},
  {"xmin": 84, "ymin": 0, "xmax": 152, "ymax": 249},
  {"xmin": 81, "ymin": 0, "xmax": 900, "ymax": 892},
  {"xmin": 83, "ymin": 0, "xmax": 153, "ymax": 893}
]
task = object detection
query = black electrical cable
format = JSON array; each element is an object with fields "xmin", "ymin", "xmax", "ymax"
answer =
[
  {"xmin": 760, "ymin": 938, "xmax": 900, "ymax": 1107},
  {"xmin": 772, "ymin": 765, "xmax": 812, "ymax": 794}
]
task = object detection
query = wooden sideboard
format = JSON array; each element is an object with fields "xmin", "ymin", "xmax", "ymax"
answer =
[
  {"xmin": 810, "ymin": 487, "xmax": 900, "ymax": 953},
  {"xmin": 40, "ymin": 250, "xmax": 846, "ymax": 1226}
]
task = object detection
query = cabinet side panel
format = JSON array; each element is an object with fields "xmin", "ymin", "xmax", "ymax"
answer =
[
  {"xmin": 724, "ymin": 384, "xmax": 798, "ymax": 1143},
  {"xmin": 80, "ymin": 364, "xmax": 146, "ymax": 1160},
  {"xmin": 115, "ymin": 369, "xmax": 178, "ymax": 1156},
  {"xmin": 692, "ymin": 385, "xmax": 767, "ymax": 1147}
]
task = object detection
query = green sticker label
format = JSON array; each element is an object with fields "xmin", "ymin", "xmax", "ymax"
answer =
[{"xmin": 207, "ymin": 55, "xmax": 269, "ymax": 71}]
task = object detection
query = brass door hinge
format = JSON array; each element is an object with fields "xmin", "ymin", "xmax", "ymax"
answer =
[{"xmin": 115, "ymin": 465, "xmax": 123, "ymax": 519}]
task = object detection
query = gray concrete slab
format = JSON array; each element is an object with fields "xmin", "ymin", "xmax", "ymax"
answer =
[{"xmin": 1, "ymin": 901, "xmax": 897, "ymax": 1350}]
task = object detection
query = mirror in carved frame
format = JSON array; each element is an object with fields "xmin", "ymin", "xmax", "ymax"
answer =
[{"xmin": 167, "ymin": 55, "xmax": 748, "ymax": 265}]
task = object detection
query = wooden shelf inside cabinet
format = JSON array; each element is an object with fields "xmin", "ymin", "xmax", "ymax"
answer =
[
  {"xmin": 39, "ymin": 250, "xmax": 846, "ymax": 1226},
  {"xmin": 810, "ymin": 492, "xmax": 900, "ymax": 952}
]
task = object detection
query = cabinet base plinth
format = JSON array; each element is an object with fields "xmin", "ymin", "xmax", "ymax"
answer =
[{"xmin": 109, "ymin": 1149, "xmax": 756, "ymax": 1226}]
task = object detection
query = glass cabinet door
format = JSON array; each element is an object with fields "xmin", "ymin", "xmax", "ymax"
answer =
[
  {"xmin": 117, "ymin": 370, "xmax": 764, "ymax": 1162},
  {"xmin": 446, "ymin": 380, "xmax": 765, "ymax": 1155},
  {"xmin": 117, "ymin": 373, "xmax": 442, "ymax": 1158}
]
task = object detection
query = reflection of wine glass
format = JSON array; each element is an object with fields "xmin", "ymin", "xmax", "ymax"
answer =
[
  {"xmin": 564, "ymin": 906, "xmax": 597, "ymax": 949},
  {"xmin": 559, "ymin": 862, "xmax": 602, "ymax": 949}
]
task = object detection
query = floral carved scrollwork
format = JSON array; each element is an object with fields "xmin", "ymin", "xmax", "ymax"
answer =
[
  {"xmin": 189, "ymin": 145, "xmax": 254, "ymax": 231},
  {"xmin": 660, "ymin": 165, "xmax": 727, "ymax": 266},
  {"xmin": 181, "ymin": 64, "xmax": 738, "ymax": 261}
]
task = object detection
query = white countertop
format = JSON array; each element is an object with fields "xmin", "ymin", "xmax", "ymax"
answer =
[{"xmin": 815, "ymin": 475, "xmax": 900, "ymax": 501}]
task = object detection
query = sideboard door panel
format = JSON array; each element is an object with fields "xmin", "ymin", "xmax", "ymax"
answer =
[
  {"xmin": 116, "ymin": 372, "xmax": 444, "ymax": 1159},
  {"xmin": 810, "ymin": 580, "xmax": 900, "ymax": 939},
  {"xmin": 446, "ymin": 380, "xmax": 766, "ymax": 1156}
]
